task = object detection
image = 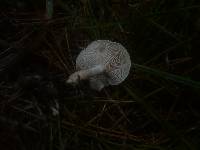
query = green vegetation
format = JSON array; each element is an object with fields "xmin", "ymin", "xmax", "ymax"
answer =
[{"xmin": 0, "ymin": 0, "xmax": 200, "ymax": 149}]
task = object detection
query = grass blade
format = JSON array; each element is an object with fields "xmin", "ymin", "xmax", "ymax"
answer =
[
  {"xmin": 46, "ymin": 0, "xmax": 53, "ymax": 19},
  {"xmin": 134, "ymin": 63, "xmax": 200, "ymax": 89}
]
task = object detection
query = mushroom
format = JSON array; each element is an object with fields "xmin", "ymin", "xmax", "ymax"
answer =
[{"xmin": 67, "ymin": 40, "xmax": 131, "ymax": 91}]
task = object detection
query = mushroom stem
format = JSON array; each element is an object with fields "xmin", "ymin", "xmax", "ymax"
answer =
[
  {"xmin": 67, "ymin": 65, "xmax": 105, "ymax": 84},
  {"xmin": 80, "ymin": 65, "xmax": 105, "ymax": 80}
]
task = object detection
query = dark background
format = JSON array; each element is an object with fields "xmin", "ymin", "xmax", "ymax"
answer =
[{"xmin": 0, "ymin": 0, "xmax": 200, "ymax": 149}]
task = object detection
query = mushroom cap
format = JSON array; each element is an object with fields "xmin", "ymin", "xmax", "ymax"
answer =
[{"xmin": 76, "ymin": 40, "xmax": 131, "ymax": 87}]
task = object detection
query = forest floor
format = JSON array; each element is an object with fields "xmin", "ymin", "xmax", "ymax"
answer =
[{"xmin": 0, "ymin": 0, "xmax": 200, "ymax": 150}]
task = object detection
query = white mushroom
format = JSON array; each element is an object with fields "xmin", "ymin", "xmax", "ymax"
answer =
[{"xmin": 67, "ymin": 40, "xmax": 131, "ymax": 91}]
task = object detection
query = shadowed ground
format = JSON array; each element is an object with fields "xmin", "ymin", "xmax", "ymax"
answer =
[{"xmin": 0, "ymin": 0, "xmax": 200, "ymax": 149}]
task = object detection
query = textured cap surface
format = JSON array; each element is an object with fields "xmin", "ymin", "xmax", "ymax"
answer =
[{"xmin": 76, "ymin": 40, "xmax": 131, "ymax": 88}]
